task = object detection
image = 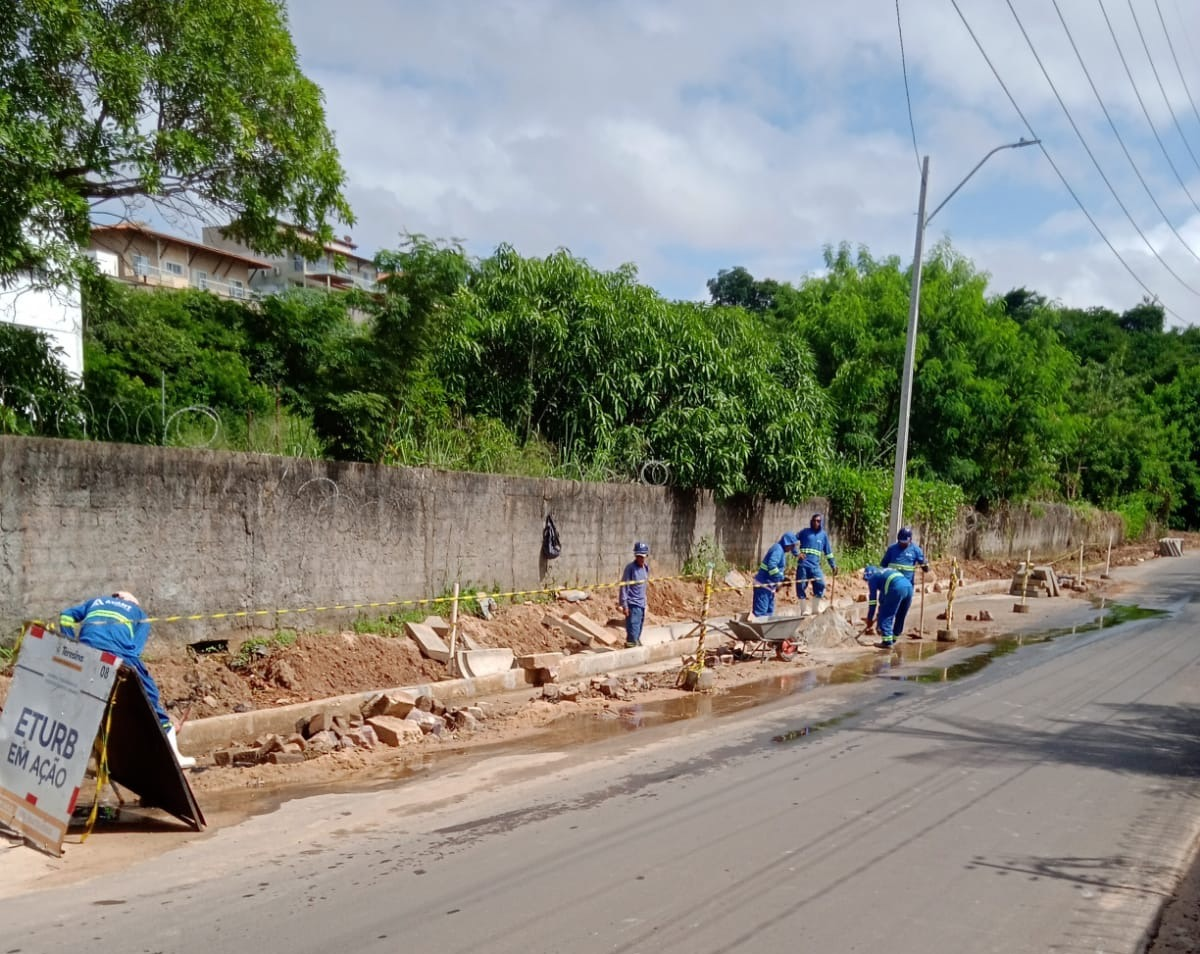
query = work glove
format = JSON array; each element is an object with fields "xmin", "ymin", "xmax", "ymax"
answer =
[
  {"xmin": 829, "ymin": 563, "xmax": 838, "ymax": 576},
  {"xmin": 863, "ymin": 619, "xmax": 875, "ymax": 635},
  {"xmin": 921, "ymin": 564, "xmax": 930, "ymax": 573}
]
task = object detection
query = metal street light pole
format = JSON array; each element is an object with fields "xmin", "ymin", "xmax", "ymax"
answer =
[{"xmin": 887, "ymin": 138, "xmax": 1041, "ymax": 543}]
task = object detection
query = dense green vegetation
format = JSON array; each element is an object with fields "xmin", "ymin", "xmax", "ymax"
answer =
[{"xmin": 5, "ymin": 235, "xmax": 1200, "ymax": 540}]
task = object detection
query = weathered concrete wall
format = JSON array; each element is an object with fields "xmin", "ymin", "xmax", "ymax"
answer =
[
  {"xmin": 0, "ymin": 437, "xmax": 823, "ymax": 647},
  {"xmin": 0, "ymin": 437, "xmax": 1127, "ymax": 648},
  {"xmin": 950, "ymin": 502, "xmax": 1125, "ymax": 562}
]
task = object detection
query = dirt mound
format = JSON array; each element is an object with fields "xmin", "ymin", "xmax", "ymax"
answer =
[{"xmin": 802, "ymin": 610, "xmax": 862, "ymax": 649}]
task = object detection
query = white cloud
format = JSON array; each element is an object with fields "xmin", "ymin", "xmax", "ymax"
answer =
[{"xmin": 288, "ymin": 0, "xmax": 1200, "ymax": 326}]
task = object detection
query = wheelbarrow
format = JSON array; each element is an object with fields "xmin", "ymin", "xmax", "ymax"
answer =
[{"xmin": 725, "ymin": 613, "xmax": 806, "ymax": 662}]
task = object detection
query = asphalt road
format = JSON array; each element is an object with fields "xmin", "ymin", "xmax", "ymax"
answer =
[{"xmin": 6, "ymin": 556, "xmax": 1200, "ymax": 953}]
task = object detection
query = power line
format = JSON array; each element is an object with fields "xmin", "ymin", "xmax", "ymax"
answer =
[
  {"xmin": 1157, "ymin": 0, "xmax": 1200, "ymax": 138},
  {"xmin": 945, "ymin": 0, "xmax": 1182, "ymax": 321},
  {"xmin": 1004, "ymin": 0, "xmax": 1200, "ymax": 298},
  {"xmin": 1129, "ymin": 0, "xmax": 1200, "ymax": 176},
  {"xmin": 1097, "ymin": 0, "xmax": 1200, "ymax": 220},
  {"xmin": 895, "ymin": 0, "xmax": 921, "ymax": 174},
  {"xmin": 1054, "ymin": 0, "xmax": 1200, "ymax": 265}
]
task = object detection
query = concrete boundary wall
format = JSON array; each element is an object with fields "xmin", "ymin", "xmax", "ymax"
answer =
[
  {"xmin": 0, "ymin": 437, "xmax": 823, "ymax": 647},
  {"xmin": 0, "ymin": 437, "xmax": 1123, "ymax": 648}
]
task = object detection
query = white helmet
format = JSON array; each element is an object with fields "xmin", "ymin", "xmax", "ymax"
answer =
[{"xmin": 112, "ymin": 591, "xmax": 140, "ymax": 606}]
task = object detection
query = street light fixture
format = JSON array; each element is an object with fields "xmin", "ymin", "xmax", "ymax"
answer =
[{"xmin": 887, "ymin": 138, "xmax": 1041, "ymax": 543}]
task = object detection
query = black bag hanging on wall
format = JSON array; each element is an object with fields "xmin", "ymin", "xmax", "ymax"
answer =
[{"xmin": 542, "ymin": 514, "xmax": 561, "ymax": 559}]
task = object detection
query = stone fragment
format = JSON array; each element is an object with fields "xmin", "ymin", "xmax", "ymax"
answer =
[
  {"xmin": 367, "ymin": 715, "xmax": 423, "ymax": 746},
  {"xmin": 452, "ymin": 710, "xmax": 478, "ymax": 733},
  {"xmin": 305, "ymin": 730, "xmax": 340, "ymax": 756},
  {"xmin": 405, "ymin": 709, "xmax": 443, "ymax": 733},
  {"xmin": 406, "ymin": 621, "xmax": 450, "ymax": 662},
  {"xmin": 557, "ymin": 589, "xmax": 590, "ymax": 602},
  {"xmin": 306, "ymin": 712, "xmax": 334, "ymax": 736},
  {"xmin": 542, "ymin": 685, "xmax": 561, "ymax": 702},
  {"xmin": 230, "ymin": 748, "xmax": 259, "ymax": 767},
  {"xmin": 269, "ymin": 751, "xmax": 304, "ymax": 765},
  {"xmin": 415, "ymin": 693, "xmax": 434, "ymax": 712},
  {"xmin": 348, "ymin": 726, "xmax": 378, "ymax": 749}
]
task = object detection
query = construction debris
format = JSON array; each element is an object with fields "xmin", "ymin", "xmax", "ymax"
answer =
[
  {"xmin": 1159, "ymin": 537, "xmax": 1184, "ymax": 557},
  {"xmin": 1009, "ymin": 563, "xmax": 1061, "ymax": 598}
]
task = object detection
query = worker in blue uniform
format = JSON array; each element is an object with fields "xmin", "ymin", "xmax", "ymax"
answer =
[
  {"xmin": 880, "ymin": 527, "xmax": 929, "ymax": 636},
  {"xmin": 862, "ymin": 565, "xmax": 914, "ymax": 649},
  {"xmin": 619, "ymin": 541, "xmax": 651, "ymax": 647},
  {"xmin": 753, "ymin": 533, "xmax": 799, "ymax": 618},
  {"xmin": 795, "ymin": 513, "xmax": 837, "ymax": 615},
  {"xmin": 59, "ymin": 592, "xmax": 196, "ymax": 768}
]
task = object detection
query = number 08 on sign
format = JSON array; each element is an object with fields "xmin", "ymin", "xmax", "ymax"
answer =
[{"xmin": 0, "ymin": 624, "xmax": 122, "ymax": 855}]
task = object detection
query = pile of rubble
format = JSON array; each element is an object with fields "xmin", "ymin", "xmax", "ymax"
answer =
[
  {"xmin": 539, "ymin": 672, "xmax": 659, "ymax": 704},
  {"xmin": 210, "ymin": 690, "xmax": 489, "ymax": 767}
]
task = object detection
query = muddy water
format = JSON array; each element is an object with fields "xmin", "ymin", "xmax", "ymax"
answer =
[{"xmin": 84, "ymin": 601, "xmax": 1165, "ymax": 831}]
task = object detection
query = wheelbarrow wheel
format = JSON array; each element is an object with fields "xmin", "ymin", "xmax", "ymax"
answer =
[{"xmin": 776, "ymin": 639, "xmax": 798, "ymax": 662}]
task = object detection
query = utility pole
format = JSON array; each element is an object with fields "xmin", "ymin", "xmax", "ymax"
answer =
[
  {"xmin": 887, "ymin": 156, "xmax": 929, "ymax": 543},
  {"xmin": 886, "ymin": 139, "xmax": 1041, "ymax": 543}
]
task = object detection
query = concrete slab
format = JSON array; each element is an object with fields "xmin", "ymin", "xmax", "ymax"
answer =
[
  {"xmin": 455, "ymin": 648, "xmax": 516, "ymax": 678},
  {"xmin": 639, "ymin": 624, "xmax": 676, "ymax": 646},
  {"xmin": 517, "ymin": 652, "xmax": 566, "ymax": 669},
  {"xmin": 544, "ymin": 614, "xmax": 597, "ymax": 647},
  {"xmin": 567, "ymin": 612, "xmax": 624, "ymax": 647},
  {"xmin": 367, "ymin": 715, "xmax": 423, "ymax": 746},
  {"xmin": 421, "ymin": 616, "xmax": 451, "ymax": 638},
  {"xmin": 406, "ymin": 621, "xmax": 450, "ymax": 662}
]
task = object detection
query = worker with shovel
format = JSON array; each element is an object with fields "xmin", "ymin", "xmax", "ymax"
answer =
[
  {"xmin": 753, "ymin": 532, "xmax": 800, "ymax": 618},
  {"xmin": 862, "ymin": 565, "xmax": 914, "ymax": 650},
  {"xmin": 880, "ymin": 526, "xmax": 929, "ymax": 638},
  {"xmin": 795, "ymin": 513, "xmax": 837, "ymax": 615},
  {"xmin": 59, "ymin": 592, "xmax": 196, "ymax": 768}
]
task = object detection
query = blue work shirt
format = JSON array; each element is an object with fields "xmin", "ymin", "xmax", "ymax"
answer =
[
  {"xmin": 797, "ymin": 526, "xmax": 835, "ymax": 571},
  {"xmin": 881, "ymin": 541, "xmax": 928, "ymax": 583},
  {"xmin": 754, "ymin": 542, "xmax": 790, "ymax": 584},
  {"xmin": 619, "ymin": 560, "xmax": 650, "ymax": 609},
  {"xmin": 59, "ymin": 595, "xmax": 150, "ymax": 659}
]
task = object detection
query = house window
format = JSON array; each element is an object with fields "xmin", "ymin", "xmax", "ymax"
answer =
[
  {"xmin": 192, "ymin": 269, "xmax": 208, "ymax": 290},
  {"xmin": 292, "ymin": 254, "xmax": 304, "ymax": 272},
  {"xmin": 229, "ymin": 279, "xmax": 245, "ymax": 299},
  {"xmin": 132, "ymin": 254, "xmax": 150, "ymax": 277},
  {"xmin": 163, "ymin": 261, "xmax": 184, "ymax": 276}
]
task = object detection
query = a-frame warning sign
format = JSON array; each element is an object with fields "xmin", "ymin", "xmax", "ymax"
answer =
[{"xmin": 0, "ymin": 624, "xmax": 204, "ymax": 855}]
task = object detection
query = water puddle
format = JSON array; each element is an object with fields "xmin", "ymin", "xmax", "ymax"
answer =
[{"xmin": 189, "ymin": 600, "xmax": 1167, "ymax": 816}]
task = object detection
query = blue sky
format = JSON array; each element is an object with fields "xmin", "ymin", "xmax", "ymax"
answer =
[{"xmin": 279, "ymin": 0, "xmax": 1200, "ymax": 325}]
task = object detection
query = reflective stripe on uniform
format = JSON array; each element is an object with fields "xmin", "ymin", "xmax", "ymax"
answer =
[{"xmin": 84, "ymin": 609, "xmax": 135, "ymax": 641}]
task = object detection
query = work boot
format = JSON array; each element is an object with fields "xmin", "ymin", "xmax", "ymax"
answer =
[
  {"xmin": 814, "ymin": 598, "xmax": 826, "ymax": 615},
  {"xmin": 166, "ymin": 726, "xmax": 197, "ymax": 769},
  {"xmin": 875, "ymin": 640, "xmax": 896, "ymax": 651}
]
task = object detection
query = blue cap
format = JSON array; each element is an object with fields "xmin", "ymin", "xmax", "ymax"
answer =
[
  {"xmin": 898, "ymin": 527, "xmax": 913, "ymax": 542},
  {"xmin": 781, "ymin": 532, "xmax": 798, "ymax": 548},
  {"xmin": 634, "ymin": 541, "xmax": 650, "ymax": 556}
]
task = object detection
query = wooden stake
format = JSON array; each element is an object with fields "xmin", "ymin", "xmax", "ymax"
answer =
[{"xmin": 447, "ymin": 582, "xmax": 460, "ymax": 676}]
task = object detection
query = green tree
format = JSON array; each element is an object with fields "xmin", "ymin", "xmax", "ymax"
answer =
[
  {"xmin": 0, "ymin": 0, "xmax": 351, "ymax": 283},
  {"xmin": 0, "ymin": 322, "xmax": 83, "ymax": 436},
  {"xmin": 706, "ymin": 266, "xmax": 779, "ymax": 313}
]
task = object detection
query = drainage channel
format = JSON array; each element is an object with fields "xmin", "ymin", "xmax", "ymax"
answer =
[{"xmin": 184, "ymin": 601, "xmax": 1168, "ymax": 822}]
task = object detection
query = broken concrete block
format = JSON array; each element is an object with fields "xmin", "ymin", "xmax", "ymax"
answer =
[
  {"xmin": 306, "ymin": 730, "xmax": 340, "ymax": 756},
  {"xmin": 361, "ymin": 690, "xmax": 418, "ymax": 719},
  {"xmin": 518, "ymin": 651, "xmax": 566, "ymax": 669},
  {"xmin": 455, "ymin": 648, "xmax": 515, "ymax": 678},
  {"xmin": 415, "ymin": 693, "xmax": 434, "ymax": 712},
  {"xmin": 542, "ymin": 685, "xmax": 561, "ymax": 702},
  {"xmin": 268, "ymin": 751, "xmax": 304, "ymax": 765},
  {"xmin": 367, "ymin": 715, "xmax": 424, "ymax": 746},
  {"xmin": 467, "ymin": 706, "xmax": 485, "ymax": 720},
  {"xmin": 348, "ymin": 726, "xmax": 379, "ymax": 749},
  {"xmin": 568, "ymin": 612, "xmax": 623, "ymax": 647},
  {"xmin": 213, "ymin": 749, "xmax": 233, "ymax": 767},
  {"xmin": 557, "ymin": 589, "xmax": 590, "ymax": 602},
  {"xmin": 406, "ymin": 621, "xmax": 451, "ymax": 662},
  {"xmin": 305, "ymin": 712, "xmax": 334, "ymax": 737},
  {"xmin": 638, "ymin": 625, "xmax": 674, "ymax": 646},
  {"xmin": 724, "ymin": 569, "xmax": 748, "ymax": 589},
  {"xmin": 452, "ymin": 710, "xmax": 478, "ymax": 733},
  {"xmin": 230, "ymin": 747, "xmax": 260, "ymax": 767},
  {"xmin": 421, "ymin": 615, "xmax": 452, "ymax": 638},
  {"xmin": 543, "ymin": 614, "xmax": 595, "ymax": 646},
  {"xmin": 405, "ymin": 709, "xmax": 444, "ymax": 734}
]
